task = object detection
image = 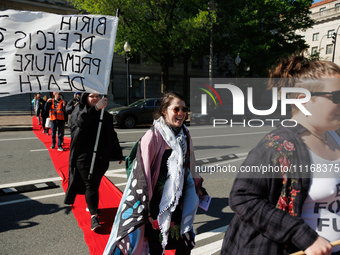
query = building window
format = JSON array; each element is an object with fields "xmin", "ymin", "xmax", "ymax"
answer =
[
  {"xmin": 313, "ymin": 33, "xmax": 319, "ymax": 41},
  {"xmin": 312, "ymin": 47, "xmax": 318, "ymax": 56},
  {"xmin": 320, "ymin": 7, "xmax": 326, "ymax": 13},
  {"xmin": 328, "ymin": 29, "xmax": 335, "ymax": 38},
  {"xmin": 326, "ymin": 44, "xmax": 333, "ymax": 55},
  {"xmin": 336, "ymin": 3, "xmax": 340, "ymax": 10}
]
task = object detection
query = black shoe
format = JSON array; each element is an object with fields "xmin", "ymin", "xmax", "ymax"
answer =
[
  {"xmin": 46, "ymin": 133, "xmax": 50, "ymax": 136},
  {"xmin": 43, "ymin": 130, "xmax": 45, "ymax": 134},
  {"xmin": 50, "ymin": 145, "xmax": 55, "ymax": 149},
  {"xmin": 58, "ymin": 147, "xmax": 64, "ymax": 152},
  {"xmin": 91, "ymin": 216, "xmax": 101, "ymax": 231}
]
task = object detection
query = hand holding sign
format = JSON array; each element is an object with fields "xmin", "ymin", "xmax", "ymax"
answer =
[
  {"xmin": 291, "ymin": 238, "xmax": 340, "ymax": 255},
  {"xmin": 95, "ymin": 96, "xmax": 107, "ymax": 110}
]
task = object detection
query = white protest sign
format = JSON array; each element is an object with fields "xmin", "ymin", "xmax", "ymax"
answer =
[{"xmin": 0, "ymin": 9, "xmax": 119, "ymax": 97}]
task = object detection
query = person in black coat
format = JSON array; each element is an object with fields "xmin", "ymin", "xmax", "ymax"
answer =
[
  {"xmin": 64, "ymin": 93, "xmax": 123, "ymax": 231},
  {"xmin": 65, "ymin": 92, "xmax": 81, "ymax": 115},
  {"xmin": 39, "ymin": 95, "xmax": 50, "ymax": 135}
]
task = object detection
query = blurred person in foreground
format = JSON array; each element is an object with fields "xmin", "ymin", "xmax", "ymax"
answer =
[
  {"xmin": 104, "ymin": 92, "xmax": 205, "ymax": 255},
  {"xmin": 221, "ymin": 54, "xmax": 340, "ymax": 255},
  {"xmin": 64, "ymin": 93, "xmax": 123, "ymax": 231}
]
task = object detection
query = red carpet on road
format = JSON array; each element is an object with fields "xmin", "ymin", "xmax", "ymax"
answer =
[{"xmin": 32, "ymin": 117, "xmax": 122, "ymax": 255}]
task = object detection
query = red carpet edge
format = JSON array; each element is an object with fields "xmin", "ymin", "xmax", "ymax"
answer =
[{"xmin": 32, "ymin": 117, "xmax": 122, "ymax": 255}]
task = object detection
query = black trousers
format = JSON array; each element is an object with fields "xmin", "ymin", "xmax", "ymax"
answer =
[
  {"xmin": 77, "ymin": 157, "xmax": 109, "ymax": 215},
  {"xmin": 41, "ymin": 116, "xmax": 47, "ymax": 131},
  {"xmin": 145, "ymin": 222, "xmax": 192, "ymax": 255}
]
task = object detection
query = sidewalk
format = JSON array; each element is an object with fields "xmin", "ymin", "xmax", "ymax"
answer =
[{"xmin": 0, "ymin": 111, "xmax": 33, "ymax": 131}]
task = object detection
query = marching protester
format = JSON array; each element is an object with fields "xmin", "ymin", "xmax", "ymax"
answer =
[
  {"xmin": 64, "ymin": 93, "xmax": 123, "ymax": 231},
  {"xmin": 38, "ymin": 95, "xmax": 49, "ymax": 134},
  {"xmin": 104, "ymin": 92, "xmax": 205, "ymax": 255},
  {"xmin": 31, "ymin": 94, "xmax": 36, "ymax": 109},
  {"xmin": 34, "ymin": 93, "xmax": 42, "ymax": 125},
  {"xmin": 45, "ymin": 92, "xmax": 67, "ymax": 151},
  {"xmin": 221, "ymin": 54, "xmax": 340, "ymax": 255},
  {"xmin": 66, "ymin": 92, "xmax": 81, "ymax": 115}
]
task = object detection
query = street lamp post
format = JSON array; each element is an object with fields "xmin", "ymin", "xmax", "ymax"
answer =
[
  {"xmin": 139, "ymin": 76, "xmax": 150, "ymax": 99},
  {"xmin": 207, "ymin": 1, "xmax": 218, "ymax": 87},
  {"xmin": 235, "ymin": 53, "xmax": 241, "ymax": 77},
  {"xmin": 124, "ymin": 41, "xmax": 131, "ymax": 105}
]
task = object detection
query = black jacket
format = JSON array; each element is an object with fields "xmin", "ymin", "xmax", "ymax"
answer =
[
  {"xmin": 64, "ymin": 94, "xmax": 123, "ymax": 204},
  {"xmin": 65, "ymin": 98, "xmax": 80, "ymax": 115},
  {"xmin": 221, "ymin": 123, "xmax": 318, "ymax": 255}
]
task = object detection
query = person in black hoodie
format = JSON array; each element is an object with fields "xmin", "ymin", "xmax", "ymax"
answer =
[
  {"xmin": 64, "ymin": 93, "xmax": 123, "ymax": 231},
  {"xmin": 39, "ymin": 95, "xmax": 49, "ymax": 135},
  {"xmin": 65, "ymin": 92, "xmax": 81, "ymax": 115}
]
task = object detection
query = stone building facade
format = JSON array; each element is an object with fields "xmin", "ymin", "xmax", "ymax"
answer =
[{"xmin": 296, "ymin": 0, "xmax": 340, "ymax": 65}]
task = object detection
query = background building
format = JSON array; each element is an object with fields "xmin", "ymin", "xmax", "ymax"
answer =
[{"xmin": 297, "ymin": 0, "xmax": 340, "ymax": 64}]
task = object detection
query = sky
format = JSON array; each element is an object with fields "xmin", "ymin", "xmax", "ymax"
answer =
[{"xmin": 313, "ymin": 0, "xmax": 324, "ymax": 3}]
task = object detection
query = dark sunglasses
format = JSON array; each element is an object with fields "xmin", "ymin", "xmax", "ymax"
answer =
[
  {"xmin": 172, "ymin": 106, "xmax": 189, "ymax": 114},
  {"xmin": 311, "ymin": 90, "xmax": 340, "ymax": 104}
]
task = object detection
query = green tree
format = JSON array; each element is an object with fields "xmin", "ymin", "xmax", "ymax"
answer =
[
  {"xmin": 214, "ymin": 0, "xmax": 314, "ymax": 77},
  {"xmin": 69, "ymin": 0, "xmax": 213, "ymax": 94}
]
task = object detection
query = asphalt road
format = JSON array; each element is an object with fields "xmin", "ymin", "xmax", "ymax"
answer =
[{"xmin": 0, "ymin": 123, "xmax": 276, "ymax": 255}]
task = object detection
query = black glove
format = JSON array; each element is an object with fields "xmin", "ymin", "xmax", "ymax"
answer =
[{"xmin": 183, "ymin": 231, "xmax": 195, "ymax": 249}]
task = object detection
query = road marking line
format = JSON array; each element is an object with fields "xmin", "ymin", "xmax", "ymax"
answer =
[
  {"xmin": 236, "ymin": 152, "xmax": 248, "ymax": 157},
  {"xmin": 195, "ymin": 225, "xmax": 228, "ymax": 242},
  {"xmin": 0, "ymin": 192, "xmax": 65, "ymax": 206},
  {"xmin": 105, "ymin": 173, "xmax": 128, "ymax": 178},
  {"xmin": 115, "ymin": 182, "xmax": 127, "ymax": 187},
  {"xmin": 0, "ymin": 170, "xmax": 125, "ymax": 189},
  {"xmin": 0, "ymin": 182, "xmax": 59, "ymax": 196},
  {"xmin": 192, "ymin": 239, "xmax": 223, "ymax": 255},
  {"xmin": 120, "ymin": 142, "xmax": 136, "ymax": 145},
  {"xmin": 30, "ymin": 142, "xmax": 135, "ymax": 152},
  {"xmin": 196, "ymin": 152, "xmax": 248, "ymax": 161},
  {"xmin": 3, "ymin": 188, "xmax": 17, "ymax": 193},
  {"xmin": 116, "ymin": 130, "xmax": 146, "ymax": 134},
  {"xmin": 192, "ymin": 131, "xmax": 269, "ymax": 139},
  {"xmin": 106, "ymin": 169, "xmax": 125, "ymax": 173},
  {"xmin": 0, "ymin": 137, "xmax": 37, "ymax": 141},
  {"xmin": 213, "ymin": 157, "xmax": 246, "ymax": 165},
  {"xmin": 0, "ymin": 177, "xmax": 62, "ymax": 189},
  {"xmin": 0, "ymin": 182, "xmax": 127, "ymax": 206}
]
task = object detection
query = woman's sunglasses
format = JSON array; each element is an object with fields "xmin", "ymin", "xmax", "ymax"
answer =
[
  {"xmin": 172, "ymin": 106, "xmax": 189, "ymax": 114},
  {"xmin": 311, "ymin": 90, "xmax": 340, "ymax": 104}
]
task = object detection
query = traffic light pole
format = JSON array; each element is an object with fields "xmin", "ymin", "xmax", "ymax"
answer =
[{"xmin": 332, "ymin": 32, "xmax": 337, "ymax": 63}]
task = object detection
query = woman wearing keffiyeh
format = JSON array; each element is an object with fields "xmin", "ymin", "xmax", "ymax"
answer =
[{"xmin": 104, "ymin": 92, "xmax": 204, "ymax": 255}]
